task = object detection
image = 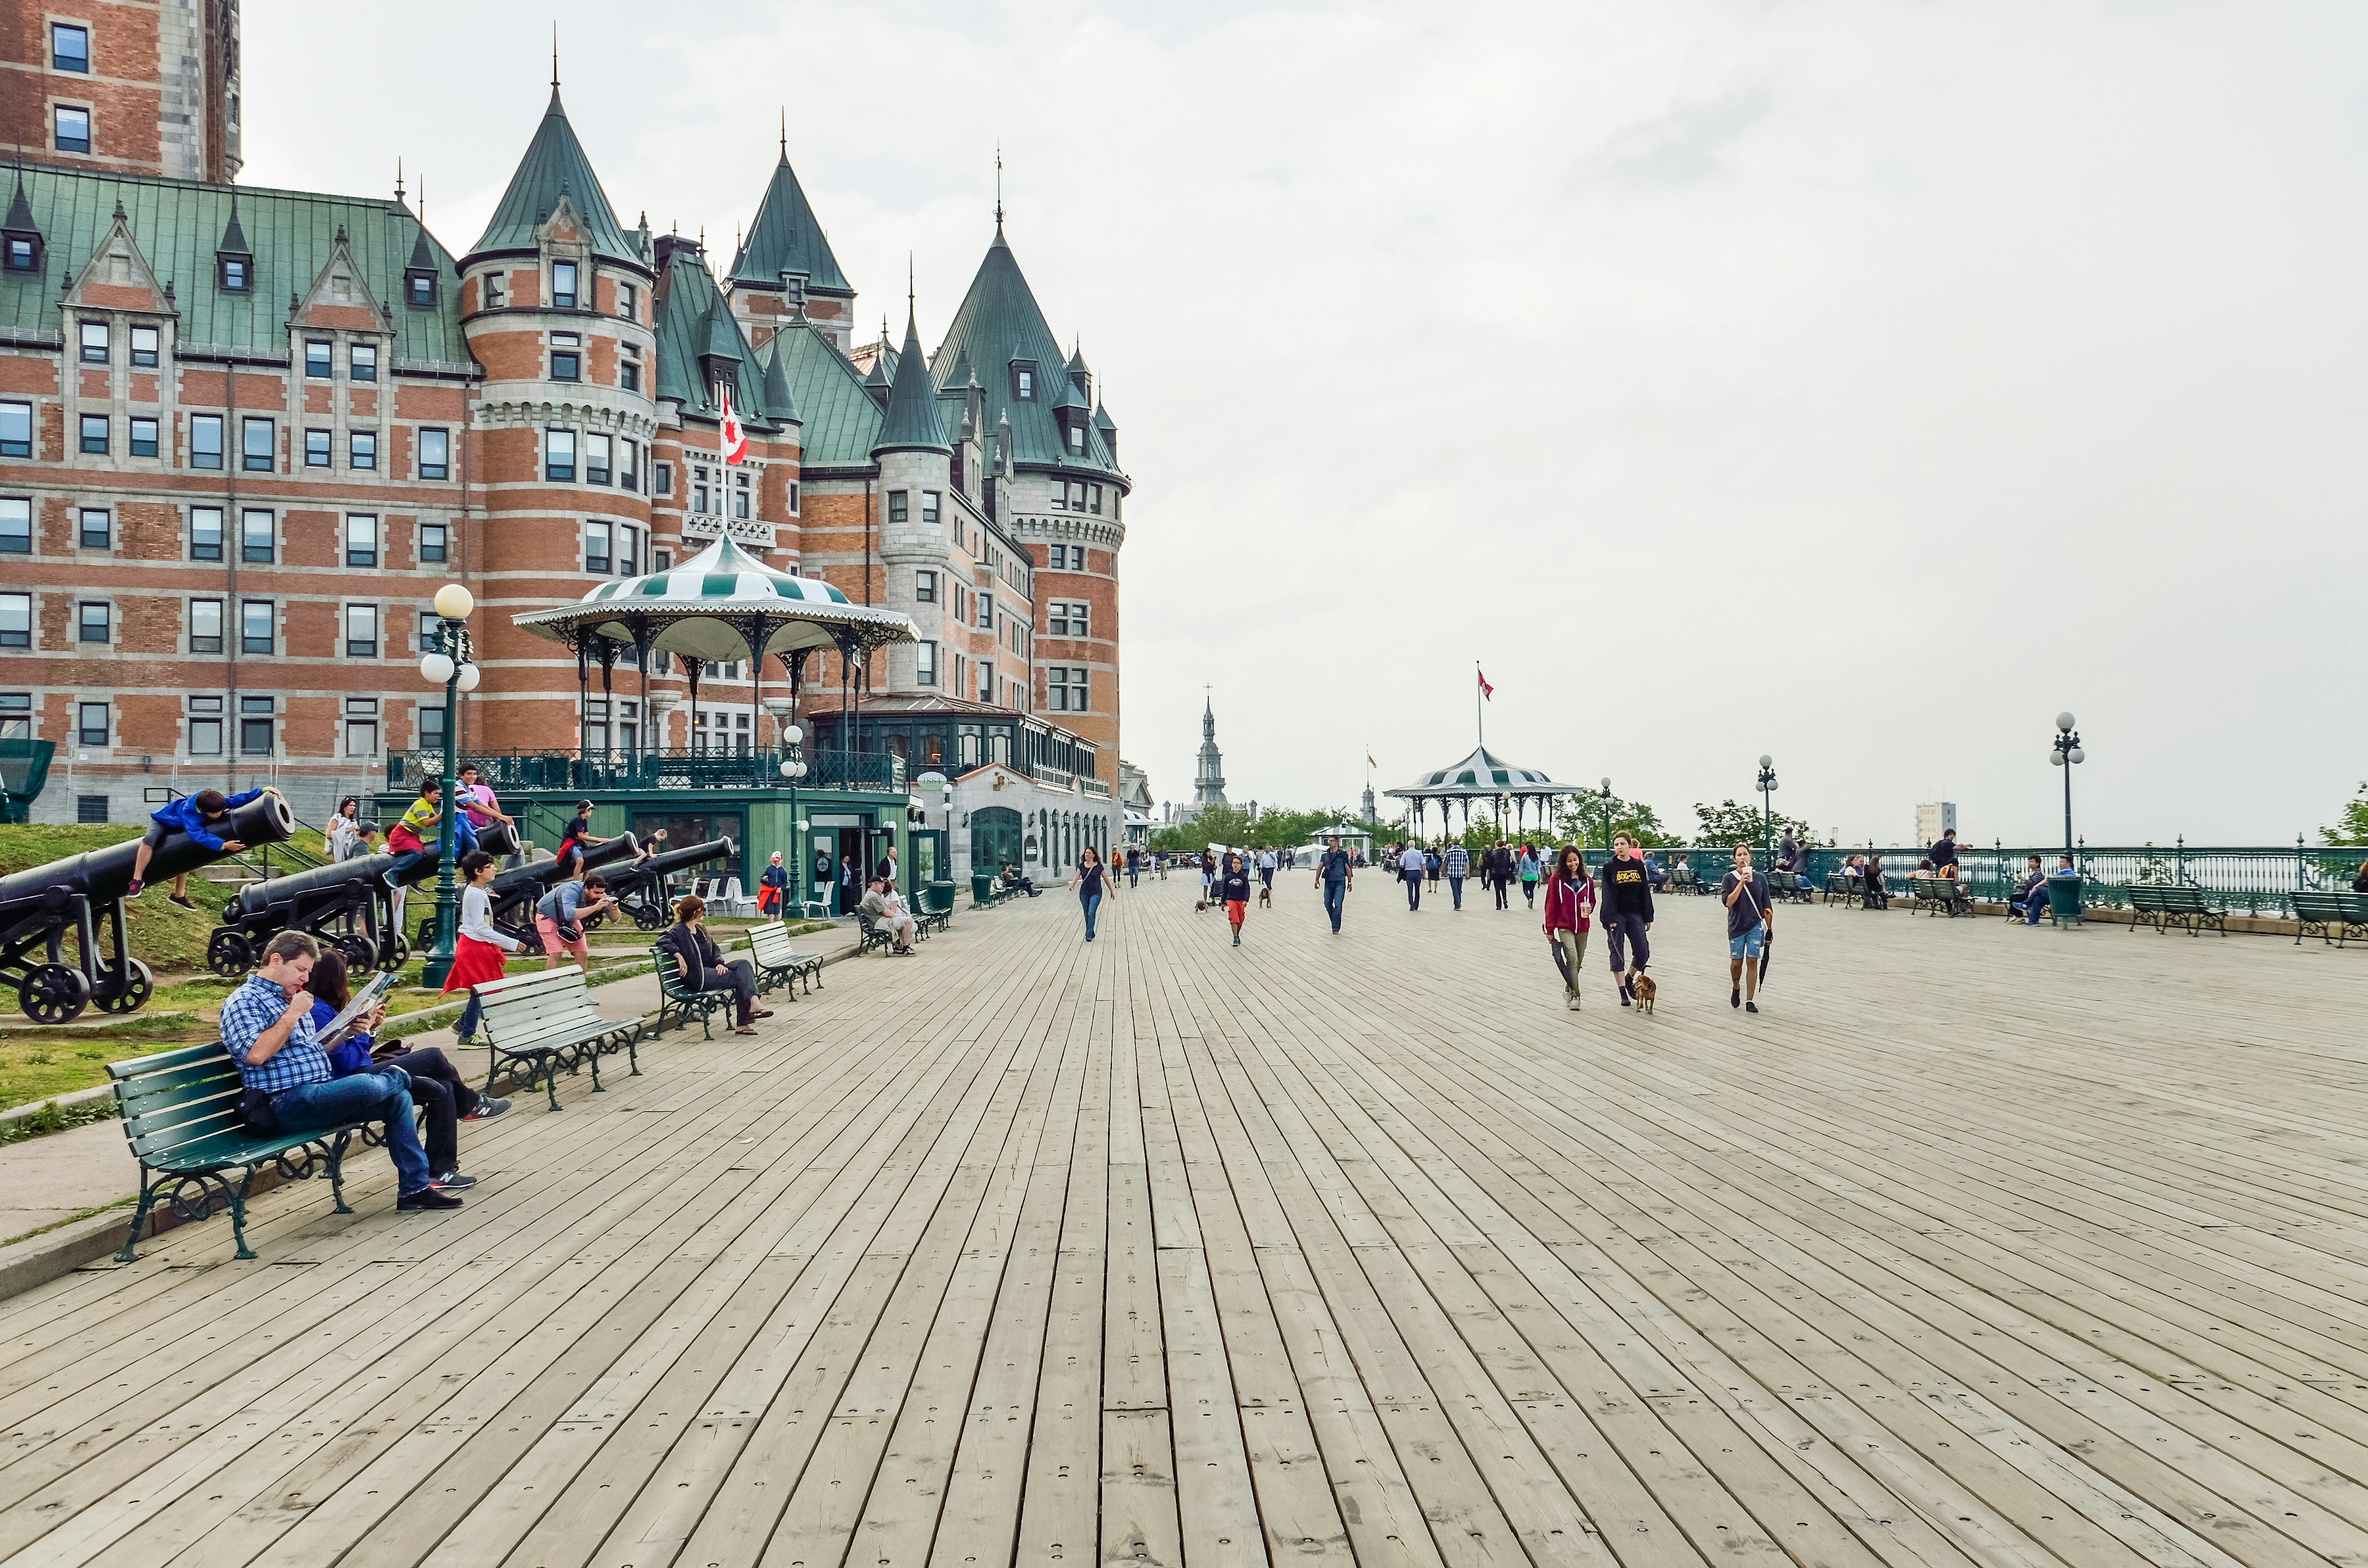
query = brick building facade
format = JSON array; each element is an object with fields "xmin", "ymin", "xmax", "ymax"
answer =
[{"xmin": 0, "ymin": 46, "xmax": 1131, "ymax": 828}]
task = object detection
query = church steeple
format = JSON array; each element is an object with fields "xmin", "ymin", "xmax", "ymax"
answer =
[{"xmin": 1193, "ymin": 696, "xmax": 1227, "ymax": 807}]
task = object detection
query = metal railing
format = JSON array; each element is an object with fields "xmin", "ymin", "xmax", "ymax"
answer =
[{"xmin": 386, "ymin": 746, "xmax": 906, "ymax": 794}]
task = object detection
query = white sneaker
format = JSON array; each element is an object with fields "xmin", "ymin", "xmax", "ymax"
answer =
[{"xmin": 1566, "ymin": 996, "xmax": 1582, "ymax": 1011}]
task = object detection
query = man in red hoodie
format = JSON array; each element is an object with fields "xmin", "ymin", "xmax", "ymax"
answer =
[{"xmin": 1541, "ymin": 845, "xmax": 1597, "ymax": 1011}]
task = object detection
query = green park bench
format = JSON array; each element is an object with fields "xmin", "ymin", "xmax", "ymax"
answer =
[
  {"xmin": 107, "ymin": 1043, "xmax": 374, "ymax": 1263},
  {"xmin": 1910, "ymin": 876, "xmax": 1973, "ymax": 917},
  {"xmin": 746, "ymin": 919, "xmax": 824, "ymax": 995},
  {"xmin": 971, "ymin": 871, "xmax": 1021, "ymax": 908},
  {"xmin": 651, "ymin": 942, "xmax": 733, "ymax": 1038},
  {"xmin": 1767, "ymin": 869, "xmax": 1815, "ymax": 905},
  {"xmin": 915, "ymin": 881, "xmax": 955, "ymax": 936},
  {"xmin": 469, "ymin": 966, "xmax": 644, "ymax": 1110},
  {"xmin": 1825, "ymin": 871, "xmax": 1861, "ymax": 906},
  {"xmin": 2126, "ymin": 882, "xmax": 2228, "ymax": 937},
  {"xmin": 2291, "ymin": 890, "xmax": 2368, "ymax": 947},
  {"xmin": 853, "ymin": 907, "xmax": 895, "ymax": 956}
]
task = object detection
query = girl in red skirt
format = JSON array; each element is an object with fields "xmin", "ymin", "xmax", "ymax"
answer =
[{"xmin": 443, "ymin": 850, "xmax": 520, "ymax": 1043}]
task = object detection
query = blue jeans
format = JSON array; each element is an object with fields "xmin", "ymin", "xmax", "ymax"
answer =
[
  {"xmin": 1080, "ymin": 891, "xmax": 1102, "ymax": 940},
  {"xmin": 1322, "ymin": 879, "xmax": 1347, "ymax": 930},
  {"xmin": 265, "ymin": 1069, "xmax": 430, "ymax": 1194},
  {"xmin": 1448, "ymin": 875, "xmax": 1465, "ymax": 909},
  {"xmin": 454, "ymin": 993, "xmax": 483, "ymax": 1040},
  {"xmin": 1403, "ymin": 872, "xmax": 1421, "ymax": 910},
  {"xmin": 2014, "ymin": 889, "xmax": 2047, "ymax": 925}
]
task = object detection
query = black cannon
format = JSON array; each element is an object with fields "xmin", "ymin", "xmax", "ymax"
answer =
[
  {"xmin": 1, "ymin": 791, "xmax": 294, "ymax": 1022},
  {"xmin": 208, "ymin": 852, "xmax": 407, "ymax": 979},
  {"xmin": 582, "ymin": 838, "xmax": 735, "ymax": 932},
  {"xmin": 411, "ymin": 832, "xmax": 643, "ymax": 952}
]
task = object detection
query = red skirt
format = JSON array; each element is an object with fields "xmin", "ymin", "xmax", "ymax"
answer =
[{"xmin": 440, "ymin": 935, "xmax": 511, "ymax": 994}]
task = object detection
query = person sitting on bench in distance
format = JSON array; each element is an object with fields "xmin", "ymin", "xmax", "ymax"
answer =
[
  {"xmin": 2009, "ymin": 854, "xmax": 2049, "ymax": 926},
  {"xmin": 126, "ymin": 785, "xmax": 281, "ymax": 908},
  {"xmin": 861, "ymin": 876, "xmax": 919, "ymax": 954},
  {"xmin": 658, "ymin": 894, "xmax": 768, "ymax": 1035},
  {"xmin": 307, "ymin": 947, "xmax": 504, "ymax": 1192},
  {"xmin": 219, "ymin": 930, "xmax": 459, "ymax": 1211}
]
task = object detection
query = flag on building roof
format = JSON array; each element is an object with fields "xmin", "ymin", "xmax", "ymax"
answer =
[
  {"xmin": 1478, "ymin": 668, "xmax": 1494, "ymax": 700},
  {"xmin": 718, "ymin": 384, "xmax": 748, "ymax": 464}
]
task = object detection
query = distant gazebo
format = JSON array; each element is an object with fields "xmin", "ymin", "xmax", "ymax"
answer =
[{"xmin": 1384, "ymin": 745, "xmax": 1583, "ymax": 842}]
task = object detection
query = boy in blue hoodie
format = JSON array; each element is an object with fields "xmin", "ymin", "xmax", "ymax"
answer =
[{"xmin": 128, "ymin": 786, "xmax": 276, "ymax": 909}]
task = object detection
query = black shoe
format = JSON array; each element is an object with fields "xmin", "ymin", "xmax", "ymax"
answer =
[
  {"xmin": 464, "ymin": 1096, "xmax": 511, "ymax": 1122},
  {"xmin": 1619, "ymin": 991, "xmax": 1631, "ymax": 1007},
  {"xmin": 1731, "ymin": 986, "xmax": 1741, "ymax": 1009},
  {"xmin": 430, "ymin": 1171, "xmax": 478, "ymax": 1191},
  {"xmin": 1745, "ymin": 1000, "xmax": 1758, "ymax": 1014},
  {"xmin": 398, "ymin": 1189, "xmax": 464, "ymax": 1211},
  {"xmin": 168, "ymin": 893, "xmax": 198, "ymax": 911},
  {"xmin": 125, "ymin": 880, "xmax": 144, "ymax": 898}
]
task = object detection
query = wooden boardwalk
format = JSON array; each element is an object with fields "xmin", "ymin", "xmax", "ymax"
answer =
[{"xmin": 3, "ymin": 873, "xmax": 2366, "ymax": 1568}]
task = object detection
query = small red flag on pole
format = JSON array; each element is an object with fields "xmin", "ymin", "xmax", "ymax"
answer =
[{"xmin": 1477, "ymin": 668, "xmax": 1494, "ymax": 699}]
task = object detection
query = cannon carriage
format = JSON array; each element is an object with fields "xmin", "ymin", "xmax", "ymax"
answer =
[
  {"xmin": 410, "ymin": 832, "xmax": 643, "ymax": 952},
  {"xmin": 1, "ymin": 792, "xmax": 294, "ymax": 1022},
  {"xmin": 580, "ymin": 838, "xmax": 736, "ymax": 932},
  {"xmin": 207, "ymin": 853, "xmax": 408, "ymax": 979}
]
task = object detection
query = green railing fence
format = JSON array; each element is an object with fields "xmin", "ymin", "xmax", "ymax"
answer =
[{"xmin": 386, "ymin": 746, "xmax": 906, "ymax": 795}]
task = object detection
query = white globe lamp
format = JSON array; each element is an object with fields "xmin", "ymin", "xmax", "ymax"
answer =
[
  {"xmin": 432, "ymin": 583, "xmax": 475, "ymax": 622},
  {"xmin": 419, "ymin": 651, "xmax": 454, "ymax": 685}
]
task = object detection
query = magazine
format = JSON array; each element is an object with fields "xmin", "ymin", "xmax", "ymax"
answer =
[{"xmin": 316, "ymin": 971, "xmax": 393, "ymax": 1048}]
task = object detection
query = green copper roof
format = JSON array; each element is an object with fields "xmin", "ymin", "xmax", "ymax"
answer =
[
  {"xmin": 652, "ymin": 246, "xmax": 783, "ymax": 430},
  {"xmin": 728, "ymin": 152, "xmax": 851, "ymax": 294},
  {"xmin": 1093, "ymin": 398, "xmax": 1116, "ymax": 432},
  {"xmin": 874, "ymin": 308, "xmax": 948, "ymax": 454},
  {"xmin": 468, "ymin": 88, "xmax": 643, "ymax": 269},
  {"xmin": 0, "ymin": 163, "xmax": 469, "ymax": 364},
  {"xmin": 767, "ymin": 313, "xmax": 881, "ymax": 469},
  {"xmin": 932, "ymin": 225, "xmax": 1121, "ymax": 479},
  {"xmin": 755, "ymin": 334, "xmax": 799, "ymax": 425}
]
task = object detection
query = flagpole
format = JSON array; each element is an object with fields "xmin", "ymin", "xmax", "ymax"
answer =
[{"xmin": 1474, "ymin": 661, "xmax": 1482, "ymax": 751}]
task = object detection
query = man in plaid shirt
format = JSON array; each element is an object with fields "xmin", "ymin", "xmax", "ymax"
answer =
[{"xmin": 220, "ymin": 931, "xmax": 458, "ymax": 1211}]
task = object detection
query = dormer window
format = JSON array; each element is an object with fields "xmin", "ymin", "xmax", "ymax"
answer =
[
  {"xmin": 4, "ymin": 236, "xmax": 37, "ymax": 273},
  {"xmin": 1067, "ymin": 422, "xmax": 1085, "ymax": 454},
  {"xmin": 405, "ymin": 268, "xmax": 436, "ymax": 306},
  {"xmin": 1013, "ymin": 363, "xmax": 1035, "ymax": 401},
  {"xmin": 551, "ymin": 260, "xmax": 578, "ymax": 309},
  {"xmin": 218, "ymin": 253, "xmax": 250, "ymax": 292}
]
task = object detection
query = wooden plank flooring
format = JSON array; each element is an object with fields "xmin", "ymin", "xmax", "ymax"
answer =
[{"xmin": 4, "ymin": 874, "xmax": 2366, "ymax": 1567}]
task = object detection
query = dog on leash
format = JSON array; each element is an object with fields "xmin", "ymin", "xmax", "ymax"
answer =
[
  {"xmin": 1257, "ymin": 881, "xmax": 1273, "ymax": 909},
  {"xmin": 1629, "ymin": 971, "xmax": 1658, "ymax": 1015}
]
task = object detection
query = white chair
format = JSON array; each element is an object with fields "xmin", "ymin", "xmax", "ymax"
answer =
[{"xmin": 714, "ymin": 876, "xmax": 757, "ymax": 917}]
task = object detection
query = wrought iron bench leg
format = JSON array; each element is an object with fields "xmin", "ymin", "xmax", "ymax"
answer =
[
  {"xmin": 587, "ymin": 1041, "xmax": 604, "ymax": 1093},
  {"xmin": 623, "ymin": 1028, "xmax": 641, "ymax": 1076},
  {"xmin": 327, "ymin": 1131, "xmax": 355, "ymax": 1214},
  {"xmin": 228, "ymin": 1165, "xmax": 261, "ymax": 1261},
  {"xmin": 117, "ymin": 1173, "xmax": 162, "ymax": 1263}
]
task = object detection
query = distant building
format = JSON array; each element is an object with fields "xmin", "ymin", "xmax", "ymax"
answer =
[
  {"xmin": 1916, "ymin": 802, "xmax": 1957, "ymax": 845},
  {"xmin": 1191, "ymin": 697, "xmax": 1226, "ymax": 807},
  {"xmin": 1118, "ymin": 759, "xmax": 1151, "ymax": 845}
]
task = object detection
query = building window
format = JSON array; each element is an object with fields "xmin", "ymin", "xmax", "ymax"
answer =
[
  {"xmin": 242, "ymin": 416, "xmax": 273, "ymax": 471},
  {"xmin": 1050, "ymin": 667, "xmax": 1089, "ymax": 713},
  {"xmin": 239, "ymin": 696, "xmax": 274, "ymax": 756},
  {"xmin": 916, "ymin": 640, "xmax": 938, "ymax": 686},
  {"xmin": 620, "ymin": 345, "xmax": 641, "ymax": 393},
  {"xmin": 76, "ymin": 702, "xmax": 109, "ymax": 744},
  {"xmin": 551, "ymin": 332, "xmax": 581, "ymax": 381},
  {"xmin": 691, "ymin": 470, "xmax": 709, "ymax": 514},
  {"xmin": 887, "ymin": 490, "xmax": 908, "ymax": 525},
  {"xmin": 1052, "ymin": 601, "xmax": 1089, "ymax": 637},
  {"xmin": 1068, "ymin": 422, "xmax": 1085, "ymax": 453},
  {"xmin": 787, "ymin": 480, "xmax": 799, "ymax": 514},
  {"xmin": 189, "ymin": 506, "xmax": 223, "ymax": 561},
  {"xmin": 0, "ymin": 402, "xmax": 29, "ymax": 459},
  {"xmin": 921, "ymin": 490, "xmax": 941, "ymax": 525},
  {"xmin": 1069, "ymin": 481, "xmax": 1087, "ymax": 510},
  {"xmin": 406, "ymin": 269, "xmax": 435, "ymax": 306},
  {"xmin": 190, "ymin": 598, "xmax": 223, "ymax": 654},
  {"xmin": 79, "ymin": 508, "xmax": 110, "ymax": 550},
  {"xmin": 585, "ymin": 432, "xmax": 610, "ymax": 485},
  {"xmin": 73, "ymin": 795, "xmax": 107, "ymax": 824},
  {"xmin": 55, "ymin": 106, "xmax": 91, "ymax": 154},
  {"xmin": 218, "ymin": 253, "xmax": 249, "ymax": 291},
  {"xmin": 0, "ymin": 498, "xmax": 27, "ymax": 554},
  {"xmin": 551, "ymin": 260, "xmax": 578, "ymax": 309},
  {"xmin": 349, "ymin": 429, "xmax": 377, "ymax": 469},
  {"xmin": 0, "ymin": 593, "xmax": 27, "ymax": 648},
  {"xmin": 305, "ymin": 428, "xmax": 331, "ymax": 467},
  {"xmin": 343, "ymin": 603, "xmax": 378, "ymax": 657},
  {"xmin": 977, "ymin": 592, "xmax": 993, "ymax": 631},
  {"xmin": 52, "ymin": 22, "xmax": 90, "ymax": 71},
  {"xmin": 5, "ymin": 236, "xmax": 37, "ymax": 273},
  {"xmin": 78, "ymin": 602, "xmax": 110, "ymax": 644},
  {"xmin": 653, "ymin": 462, "xmax": 673, "ymax": 496},
  {"xmin": 345, "ymin": 514, "xmax": 377, "ymax": 567},
  {"xmin": 419, "ymin": 701, "xmax": 446, "ymax": 751},
  {"xmin": 617, "ymin": 523, "xmax": 641, "ymax": 576},
  {"xmin": 343, "ymin": 697, "xmax": 379, "ymax": 757},
  {"xmin": 419, "ymin": 522, "xmax": 448, "ymax": 564},
  {"xmin": 351, "ymin": 342, "xmax": 377, "ymax": 382},
  {"xmin": 977, "ymin": 659, "xmax": 995, "ymax": 704},
  {"xmin": 419, "ymin": 426, "xmax": 450, "ymax": 480},
  {"xmin": 129, "ymin": 416, "xmax": 158, "ymax": 457},
  {"xmin": 190, "ymin": 414, "xmax": 223, "ymax": 469},
  {"xmin": 482, "ymin": 272, "xmax": 506, "ymax": 308},
  {"xmin": 617, "ymin": 282, "xmax": 636, "ymax": 318},
  {"xmin": 240, "ymin": 599, "xmax": 273, "ymax": 654},
  {"xmin": 620, "ymin": 437, "xmax": 639, "ymax": 491},
  {"xmin": 1014, "ymin": 364, "xmax": 1034, "ymax": 400},
  {"xmin": 915, "ymin": 569, "xmax": 936, "ymax": 603},
  {"xmin": 240, "ymin": 509, "xmax": 273, "ymax": 563},
  {"xmin": 733, "ymin": 473, "xmax": 750, "ymax": 518},
  {"xmin": 305, "ymin": 339, "xmax": 332, "ymax": 379},
  {"xmin": 583, "ymin": 520, "xmax": 612, "ymax": 575},
  {"xmin": 79, "ymin": 414, "xmax": 108, "ymax": 453},
  {"xmin": 130, "ymin": 325, "xmax": 160, "ymax": 367},
  {"xmin": 187, "ymin": 696, "xmax": 223, "ymax": 756},
  {"xmin": 546, "ymin": 429, "xmax": 575, "ymax": 481},
  {"xmin": 1090, "ymin": 483, "xmax": 1104, "ymax": 515},
  {"xmin": 416, "ymin": 610, "xmax": 440, "ymax": 654}
]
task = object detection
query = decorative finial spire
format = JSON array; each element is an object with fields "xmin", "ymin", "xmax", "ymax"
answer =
[
  {"xmin": 551, "ymin": 23, "xmax": 560, "ymax": 88},
  {"xmin": 994, "ymin": 143, "xmax": 1003, "ymax": 232},
  {"xmin": 395, "ymin": 156, "xmax": 404, "ymax": 205},
  {"xmin": 779, "ymin": 107, "xmax": 787, "ymax": 160},
  {"xmin": 906, "ymin": 252, "xmax": 915, "ymax": 321}
]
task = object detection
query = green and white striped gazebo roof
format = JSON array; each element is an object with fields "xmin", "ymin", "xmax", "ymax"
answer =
[
  {"xmin": 1384, "ymin": 746, "xmax": 1581, "ymax": 801},
  {"xmin": 514, "ymin": 536, "xmax": 915, "ymax": 665}
]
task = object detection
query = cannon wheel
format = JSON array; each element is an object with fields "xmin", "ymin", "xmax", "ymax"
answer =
[
  {"xmin": 633, "ymin": 905, "xmax": 665, "ymax": 931},
  {"xmin": 377, "ymin": 930, "xmax": 409, "ymax": 972},
  {"xmin": 415, "ymin": 917, "xmax": 435, "ymax": 952},
  {"xmin": 95, "ymin": 958, "xmax": 153, "ymax": 1015},
  {"xmin": 332, "ymin": 933, "xmax": 377, "ymax": 974},
  {"xmin": 207, "ymin": 927, "xmax": 255, "ymax": 979},
  {"xmin": 20, "ymin": 963, "xmax": 91, "ymax": 1025},
  {"xmin": 581, "ymin": 909, "xmax": 607, "ymax": 932}
]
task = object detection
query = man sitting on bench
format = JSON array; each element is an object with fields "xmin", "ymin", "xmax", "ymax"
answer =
[
  {"xmin": 220, "ymin": 930, "xmax": 460, "ymax": 1212},
  {"xmin": 2009, "ymin": 855, "xmax": 2048, "ymax": 926},
  {"xmin": 861, "ymin": 876, "xmax": 919, "ymax": 954}
]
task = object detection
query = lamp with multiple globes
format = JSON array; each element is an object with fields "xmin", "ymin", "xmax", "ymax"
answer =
[
  {"xmin": 2049, "ymin": 712, "xmax": 2085, "ymax": 859},
  {"xmin": 1756, "ymin": 754, "xmax": 1779, "ymax": 857},
  {"xmin": 416, "ymin": 584, "xmax": 479, "ymax": 987}
]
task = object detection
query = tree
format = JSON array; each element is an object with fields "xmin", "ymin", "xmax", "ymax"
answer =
[
  {"xmin": 2327, "ymin": 782, "xmax": 2368, "ymax": 847},
  {"xmin": 1692, "ymin": 798, "xmax": 1820, "ymax": 849},
  {"xmin": 1554, "ymin": 791, "xmax": 1679, "ymax": 849}
]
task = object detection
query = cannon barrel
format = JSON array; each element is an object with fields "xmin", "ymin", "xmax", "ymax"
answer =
[
  {"xmin": 601, "ymin": 837, "xmax": 734, "ymax": 895},
  {"xmin": 482, "ymin": 832, "xmax": 639, "ymax": 900},
  {"xmin": 0, "ymin": 790, "xmax": 293, "ymax": 911},
  {"xmin": 231, "ymin": 852, "xmax": 395, "ymax": 921}
]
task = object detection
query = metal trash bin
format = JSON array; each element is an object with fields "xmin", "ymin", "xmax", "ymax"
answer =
[{"xmin": 2045, "ymin": 872, "xmax": 2084, "ymax": 928}]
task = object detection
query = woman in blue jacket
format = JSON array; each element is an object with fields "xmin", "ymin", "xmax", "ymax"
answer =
[{"xmin": 304, "ymin": 949, "xmax": 504, "ymax": 1192}]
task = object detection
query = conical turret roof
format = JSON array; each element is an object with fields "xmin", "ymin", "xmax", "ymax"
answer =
[
  {"xmin": 1093, "ymin": 398, "xmax": 1116, "ymax": 432},
  {"xmin": 469, "ymin": 88, "xmax": 643, "ymax": 269},
  {"xmin": 2, "ymin": 169, "xmax": 37, "ymax": 238},
  {"xmin": 874, "ymin": 308, "xmax": 948, "ymax": 455},
  {"xmin": 730, "ymin": 150, "xmax": 850, "ymax": 294},
  {"xmin": 216, "ymin": 194, "xmax": 247, "ymax": 255},
  {"xmin": 933, "ymin": 225, "xmax": 1120, "ymax": 476},
  {"xmin": 652, "ymin": 244, "xmax": 775, "ymax": 428}
]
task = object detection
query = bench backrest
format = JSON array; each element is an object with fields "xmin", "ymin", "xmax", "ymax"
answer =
[
  {"xmin": 109, "ymin": 1042, "xmax": 253, "ymax": 1164},
  {"xmin": 472, "ymin": 964, "xmax": 607, "ymax": 1038},
  {"xmin": 650, "ymin": 941, "xmax": 703, "ymax": 994},
  {"xmin": 747, "ymin": 920, "xmax": 797, "ymax": 962}
]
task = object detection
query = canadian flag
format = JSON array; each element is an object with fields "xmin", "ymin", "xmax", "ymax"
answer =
[
  {"xmin": 1478, "ymin": 668, "xmax": 1494, "ymax": 700},
  {"xmin": 718, "ymin": 385, "xmax": 748, "ymax": 465}
]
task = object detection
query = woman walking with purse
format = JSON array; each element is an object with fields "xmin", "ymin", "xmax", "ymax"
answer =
[{"xmin": 1073, "ymin": 846, "xmax": 1109, "ymax": 942}]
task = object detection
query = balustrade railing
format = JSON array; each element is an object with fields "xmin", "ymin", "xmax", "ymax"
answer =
[{"xmin": 386, "ymin": 746, "xmax": 906, "ymax": 794}]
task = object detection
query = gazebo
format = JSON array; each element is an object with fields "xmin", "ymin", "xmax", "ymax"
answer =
[
  {"xmin": 512, "ymin": 536, "xmax": 916, "ymax": 781},
  {"xmin": 1384, "ymin": 746, "xmax": 1584, "ymax": 842}
]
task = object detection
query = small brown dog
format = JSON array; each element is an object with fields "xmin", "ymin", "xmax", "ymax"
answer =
[
  {"xmin": 1257, "ymin": 880, "xmax": 1273, "ymax": 909},
  {"xmin": 1629, "ymin": 971, "xmax": 1658, "ymax": 1015}
]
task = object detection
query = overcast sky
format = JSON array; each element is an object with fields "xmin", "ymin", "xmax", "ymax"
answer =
[{"xmin": 246, "ymin": 1, "xmax": 2365, "ymax": 846}]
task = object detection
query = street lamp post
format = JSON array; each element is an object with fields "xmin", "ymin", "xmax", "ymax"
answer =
[
  {"xmin": 777, "ymin": 721, "xmax": 810, "ymax": 901},
  {"xmin": 1597, "ymin": 778, "xmax": 1611, "ymax": 866},
  {"xmin": 416, "ymin": 583, "xmax": 479, "ymax": 987},
  {"xmin": 1756, "ymin": 754, "xmax": 1778, "ymax": 859},
  {"xmin": 2048, "ymin": 712, "xmax": 2084, "ymax": 860}
]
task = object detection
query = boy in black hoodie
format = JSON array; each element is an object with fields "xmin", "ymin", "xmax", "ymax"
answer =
[{"xmin": 1600, "ymin": 833, "xmax": 1656, "ymax": 1005}]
